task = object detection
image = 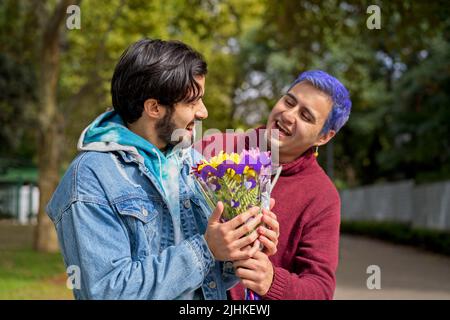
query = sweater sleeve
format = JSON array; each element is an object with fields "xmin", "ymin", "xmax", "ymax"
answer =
[{"xmin": 263, "ymin": 200, "xmax": 341, "ymax": 300}]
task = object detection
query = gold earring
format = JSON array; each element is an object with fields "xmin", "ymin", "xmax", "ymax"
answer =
[{"xmin": 314, "ymin": 145, "xmax": 319, "ymax": 157}]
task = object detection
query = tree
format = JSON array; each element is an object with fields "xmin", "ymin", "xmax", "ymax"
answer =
[
  {"xmin": 35, "ymin": 0, "xmax": 79, "ymax": 252},
  {"xmin": 233, "ymin": 0, "xmax": 450, "ymax": 186}
]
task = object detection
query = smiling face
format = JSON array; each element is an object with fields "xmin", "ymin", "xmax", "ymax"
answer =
[
  {"xmin": 156, "ymin": 76, "xmax": 207, "ymax": 147},
  {"xmin": 266, "ymin": 81, "xmax": 336, "ymax": 163}
]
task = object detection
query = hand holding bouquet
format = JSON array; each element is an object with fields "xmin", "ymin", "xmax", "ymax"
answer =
[{"xmin": 192, "ymin": 148, "xmax": 273, "ymax": 299}]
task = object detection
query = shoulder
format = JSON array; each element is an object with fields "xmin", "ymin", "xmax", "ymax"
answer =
[
  {"xmin": 71, "ymin": 151, "xmax": 117, "ymax": 195},
  {"xmin": 47, "ymin": 152, "xmax": 116, "ymax": 213},
  {"xmin": 303, "ymin": 163, "xmax": 341, "ymax": 225}
]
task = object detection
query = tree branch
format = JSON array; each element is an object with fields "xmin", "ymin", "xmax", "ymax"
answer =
[{"xmin": 43, "ymin": 0, "xmax": 77, "ymax": 47}]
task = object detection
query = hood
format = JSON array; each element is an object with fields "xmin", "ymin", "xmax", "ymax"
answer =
[{"xmin": 78, "ymin": 109, "xmax": 189, "ymax": 244}]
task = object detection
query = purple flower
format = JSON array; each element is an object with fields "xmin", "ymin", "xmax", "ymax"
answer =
[
  {"xmin": 244, "ymin": 179, "xmax": 257, "ymax": 190},
  {"xmin": 239, "ymin": 148, "xmax": 272, "ymax": 174},
  {"xmin": 208, "ymin": 180, "xmax": 221, "ymax": 191},
  {"xmin": 200, "ymin": 165, "xmax": 218, "ymax": 181}
]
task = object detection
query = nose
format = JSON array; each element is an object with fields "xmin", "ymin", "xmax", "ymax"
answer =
[
  {"xmin": 280, "ymin": 107, "xmax": 297, "ymax": 125},
  {"xmin": 195, "ymin": 100, "xmax": 208, "ymax": 120}
]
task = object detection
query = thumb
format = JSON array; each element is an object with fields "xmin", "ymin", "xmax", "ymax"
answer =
[
  {"xmin": 270, "ymin": 198, "xmax": 276, "ymax": 210},
  {"xmin": 209, "ymin": 201, "xmax": 224, "ymax": 223}
]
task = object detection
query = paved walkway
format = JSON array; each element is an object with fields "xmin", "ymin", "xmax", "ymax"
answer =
[{"xmin": 335, "ymin": 234, "xmax": 450, "ymax": 299}]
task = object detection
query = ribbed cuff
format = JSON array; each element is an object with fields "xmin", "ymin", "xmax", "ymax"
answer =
[
  {"xmin": 186, "ymin": 234, "xmax": 215, "ymax": 276},
  {"xmin": 262, "ymin": 266, "xmax": 289, "ymax": 300}
]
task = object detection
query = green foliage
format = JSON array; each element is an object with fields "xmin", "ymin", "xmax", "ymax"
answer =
[
  {"xmin": 233, "ymin": 0, "xmax": 450, "ymax": 186},
  {"xmin": 0, "ymin": 0, "xmax": 449, "ymax": 185},
  {"xmin": 0, "ymin": 249, "xmax": 71, "ymax": 299},
  {"xmin": 0, "ymin": 0, "xmax": 39, "ymax": 163}
]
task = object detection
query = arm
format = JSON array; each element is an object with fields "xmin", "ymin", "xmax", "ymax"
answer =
[
  {"xmin": 59, "ymin": 201, "xmax": 214, "ymax": 300},
  {"xmin": 263, "ymin": 203, "xmax": 340, "ymax": 300}
]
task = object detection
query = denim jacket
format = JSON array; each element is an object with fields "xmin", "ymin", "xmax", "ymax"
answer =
[{"xmin": 46, "ymin": 122, "xmax": 238, "ymax": 300}]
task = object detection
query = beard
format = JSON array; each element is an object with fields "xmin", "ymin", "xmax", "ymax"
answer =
[
  {"xmin": 155, "ymin": 107, "xmax": 177, "ymax": 147},
  {"xmin": 155, "ymin": 107, "xmax": 193, "ymax": 148}
]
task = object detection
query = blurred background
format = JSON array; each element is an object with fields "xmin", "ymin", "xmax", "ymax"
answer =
[{"xmin": 0, "ymin": 0, "xmax": 449, "ymax": 299}]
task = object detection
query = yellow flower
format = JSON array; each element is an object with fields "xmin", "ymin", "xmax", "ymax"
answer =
[
  {"xmin": 228, "ymin": 153, "xmax": 240, "ymax": 164},
  {"xmin": 208, "ymin": 151, "xmax": 241, "ymax": 168},
  {"xmin": 226, "ymin": 168, "xmax": 236, "ymax": 177},
  {"xmin": 246, "ymin": 169, "xmax": 256, "ymax": 178}
]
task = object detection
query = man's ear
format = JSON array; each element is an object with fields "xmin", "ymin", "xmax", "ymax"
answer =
[
  {"xmin": 143, "ymin": 98, "xmax": 163, "ymax": 119},
  {"xmin": 317, "ymin": 129, "xmax": 336, "ymax": 146}
]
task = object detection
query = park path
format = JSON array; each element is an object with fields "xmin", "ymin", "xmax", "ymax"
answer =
[{"xmin": 334, "ymin": 234, "xmax": 450, "ymax": 299}]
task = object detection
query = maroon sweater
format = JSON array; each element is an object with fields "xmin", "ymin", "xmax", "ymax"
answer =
[{"xmin": 196, "ymin": 129, "xmax": 340, "ymax": 300}]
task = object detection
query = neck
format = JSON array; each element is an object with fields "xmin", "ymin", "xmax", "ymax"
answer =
[
  {"xmin": 263, "ymin": 134, "xmax": 310, "ymax": 164},
  {"xmin": 127, "ymin": 119, "xmax": 167, "ymax": 150},
  {"xmin": 277, "ymin": 146, "xmax": 312, "ymax": 164}
]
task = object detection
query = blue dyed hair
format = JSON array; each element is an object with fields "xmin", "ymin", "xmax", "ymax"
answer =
[{"xmin": 289, "ymin": 70, "xmax": 352, "ymax": 134}]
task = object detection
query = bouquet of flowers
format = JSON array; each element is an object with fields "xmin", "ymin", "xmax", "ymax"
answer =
[{"xmin": 192, "ymin": 148, "xmax": 272, "ymax": 300}]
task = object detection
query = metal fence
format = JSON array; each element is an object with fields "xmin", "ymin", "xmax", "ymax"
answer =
[
  {"xmin": 340, "ymin": 180, "xmax": 450, "ymax": 231},
  {"xmin": 0, "ymin": 184, "xmax": 39, "ymax": 225}
]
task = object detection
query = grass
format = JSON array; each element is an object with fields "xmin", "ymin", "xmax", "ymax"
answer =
[
  {"xmin": 0, "ymin": 221, "xmax": 73, "ymax": 300},
  {"xmin": 341, "ymin": 220, "xmax": 450, "ymax": 256}
]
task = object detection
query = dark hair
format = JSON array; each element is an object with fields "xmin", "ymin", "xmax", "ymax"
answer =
[{"xmin": 111, "ymin": 39, "xmax": 208, "ymax": 124}]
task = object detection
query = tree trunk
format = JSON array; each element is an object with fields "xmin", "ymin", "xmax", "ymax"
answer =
[
  {"xmin": 35, "ymin": 124, "xmax": 62, "ymax": 252},
  {"xmin": 34, "ymin": 0, "xmax": 74, "ymax": 252}
]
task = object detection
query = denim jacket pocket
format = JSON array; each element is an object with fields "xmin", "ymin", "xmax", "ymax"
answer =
[
  {"xmin": 114, "ymin": 197, "xmax": 160, "ymax": 259},
  {"xmin": 114, "ymin": 197, "xmax": 158, "ymax": 224}
]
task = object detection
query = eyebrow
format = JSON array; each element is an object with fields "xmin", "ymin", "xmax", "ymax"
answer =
[{"xmin": 285, "ymin": 93, "xmax": 317, "ymax": 123}]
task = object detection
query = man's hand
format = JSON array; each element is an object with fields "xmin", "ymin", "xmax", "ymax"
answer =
[
  {"xmin": 258, "ymin": 198, "xmax": 279, "ymax": 256},
  {"xmin": 204, "ymin": 201, "xmax": 262, "ymax": 261},
  {"xmin": 233, "ymin": 251, "xmax": 274, "ymax": 296}
]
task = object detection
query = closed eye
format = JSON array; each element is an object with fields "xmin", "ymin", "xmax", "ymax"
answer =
[
  {"xmin": 284, "ymin": 97, "xmax": 296, "ymax": 107},
  {"xmin": 301, "ymin": 108, "xmax": 316, "ymax": 124},
  {"xmin": 301, "ymin": 112, "xmax": 311, "ymax": 122}
]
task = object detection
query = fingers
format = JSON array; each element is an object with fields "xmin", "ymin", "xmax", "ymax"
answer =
[
  {"xmin": 247, "ymin": 239, "xmax": 261, "ymax": 257},
  {"xmin": 234, "ymin": 266, "xmax": 259, "ymax": 282},
  {"xmin": 241, "ymin": 279, "xmax": 259, "ymax": 292},
  {"xmin": 270, "ymin": 198, "xmax": 275, "ymax": 210},
  {"xmin": 233, "ymin": 258, "xmax": 254, "ymax": 270},
  {"xmin": 258, "ymin": 225, "xmax": 278, "ymax": 242},
  {"xmin": 259, "ymin": 235, "xmax": 277, "ymax": 255},
  {"xmin": 233, "ymin": 230, "xmax": 259, "ymax": 249},
  {"xmin": 262, "ymin": 208, "xmax": 277, "ymax": 221},
  {"xmin": 261, "ymin": 214, "xmax": 278, "ymax": 233},
  {"xmin": 209, "ymin": 201, "xmax": 224, "ymax": 223},
  {"xmin": 227, "ymin": 206, "xmax": 260, "ymax": 229},
  {"xmin": 230, "ymin": 243, "xmax": 259, "ymax": 260},
  {"xmin": 232, "ymin": 214, "xmax": 262, "ymax": 239}
]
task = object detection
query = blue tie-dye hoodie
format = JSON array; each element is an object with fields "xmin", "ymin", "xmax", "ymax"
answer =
[{"xmin": 77, "ymin": 109, "xmax": 188, "ymax": 244}]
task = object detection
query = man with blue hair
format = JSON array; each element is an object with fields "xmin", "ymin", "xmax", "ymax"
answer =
[{"xmin": 199, "ymin": 70, "xmax": 352, "ymax": 299}]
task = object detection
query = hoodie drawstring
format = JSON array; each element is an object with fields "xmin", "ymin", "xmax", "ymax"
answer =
[{"xmin": 152, "ymin": 149, "xmax": 164, "ymax": 184}]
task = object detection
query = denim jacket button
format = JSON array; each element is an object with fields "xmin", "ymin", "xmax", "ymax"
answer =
[
  {"xmin": 208, "ymin": 281, "xmax": 216, "ymax": 289},
  {"xmin": 142, "ymin": 208, "xmax": 148, "ymax": 217},
  {"xmin": 183, "ymin": 199, "xmax": 191, "ymax": 209}
]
